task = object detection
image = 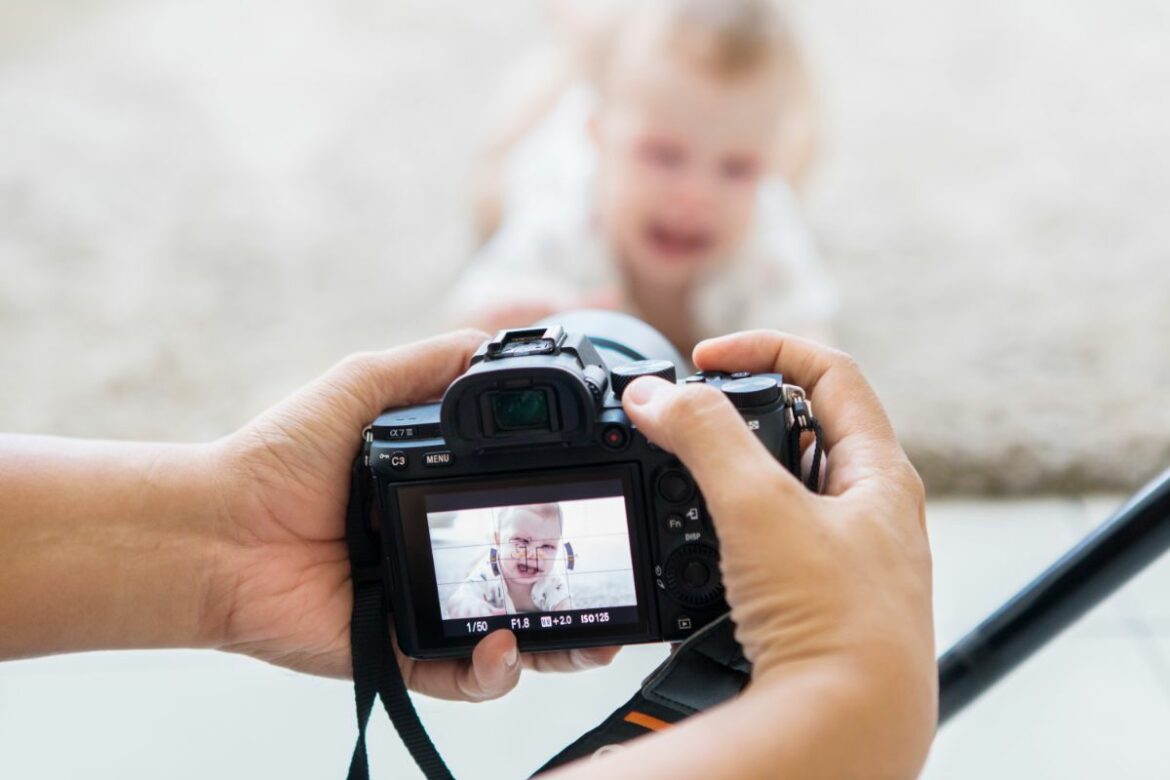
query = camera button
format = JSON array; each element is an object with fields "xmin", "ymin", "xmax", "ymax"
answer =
[
  {"xmin": 601, "ymin": 424, "xmax": 629, "ymax": 450},
  {"xmin": 663, "ymin": 544, "xmax": 724, "ymax": 608},
  {"xmin": 610, "ymin": 359, "xmax": 678, "ymax": 399},
  {"xmin": 656, "ymin": 468, "xmax": 695, "ymax": 504},
  {"xmin": 664, "ymin": 514, "xmax": 685, "ymax": 534},
  {"xmin": 720, "ymin": 376, "xmax": 781, "ymax": 409},
  {"xmin": 389, "ymin": 451, "xmax": 408, "ymax": 471},
  {"xmin": 422, "ymin": 450, "xmax": 455, "ymax": 467},
  {"xmin": 683, "ymin": 560, "xmax": 711, "ymax": 588}
]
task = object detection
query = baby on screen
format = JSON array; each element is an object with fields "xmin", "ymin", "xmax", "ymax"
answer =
[{"xmin": 444, "ymin": 503, "xmax": 573, "ymax": 619}]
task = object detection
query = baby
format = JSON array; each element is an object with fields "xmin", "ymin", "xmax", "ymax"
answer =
[
  {"xmin": 449, "ymin": 0, "xmax": 837, "ymax": 354},
  {"xmin": 445, "ymin": 503, "xmax": 572, "ymax": 619}
]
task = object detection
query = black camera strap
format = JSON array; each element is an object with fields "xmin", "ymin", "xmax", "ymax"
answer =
[
  {"xmin": 346, "ymin": 463, "xmax": 454, "ymax": 780},
  {"xmin": 530, "ymin": 613, "xmax": 748, "ymax": 774}
]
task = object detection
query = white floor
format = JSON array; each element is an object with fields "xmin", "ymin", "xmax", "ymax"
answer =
[{"xmin": 2, "ymin": 496, "xmax": 1168, "ymax": 779}]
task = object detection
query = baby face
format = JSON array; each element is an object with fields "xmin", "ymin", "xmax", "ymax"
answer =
[
  {"xmin": 592, "ymin": 48, "xmax": 784, "ymax": 286},
  {"xmin": 497, "ymin": 507, "xmax": 562, "ymax": 583}
]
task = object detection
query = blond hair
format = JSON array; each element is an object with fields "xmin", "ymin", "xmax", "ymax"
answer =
[
  {"xmin": 595, "ymin": 0, "xmax": 819, "ymax": 185},
  {"xmin": 472, "ymin": 0, "xmax": 819, "ymax": 239},
  {"xmin": 495, "ymin": 503, "xmax": 564, "ymax": 540}
]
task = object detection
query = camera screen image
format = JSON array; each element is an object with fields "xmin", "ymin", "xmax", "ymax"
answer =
[{"xmin": 424, "ymin": 478, "xmax": 639, "ymax": 636}]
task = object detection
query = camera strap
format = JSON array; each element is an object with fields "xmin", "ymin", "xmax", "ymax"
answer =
[
  {"xmin": 346, "ymin": 463, "xmax": 454, "ymax": 780},
  {"xmin": 530, "ymin": 612, "xmax": 748, "ymax": 775}
]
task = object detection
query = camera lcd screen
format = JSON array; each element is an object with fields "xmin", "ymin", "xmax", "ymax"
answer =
[{"xmin": 421, "ymin": 477, "xmax": 641, "ymax": 639}]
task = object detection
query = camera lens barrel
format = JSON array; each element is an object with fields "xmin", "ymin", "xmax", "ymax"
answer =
[{"xmin": 536, "ymin": 309, "xmax": 686, "ymax": 372}]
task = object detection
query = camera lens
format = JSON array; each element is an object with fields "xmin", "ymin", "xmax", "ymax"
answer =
[{"xmin": 490, "ymin": 389, "xmax": 551, "ymax": 431}]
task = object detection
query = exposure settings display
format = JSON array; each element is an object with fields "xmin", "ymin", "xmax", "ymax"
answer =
[{"xmin": 452, "ymin": 607, "xmax": 631, "ymax": 638}]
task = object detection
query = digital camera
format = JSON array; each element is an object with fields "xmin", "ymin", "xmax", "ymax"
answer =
[{"xmin": 348, "ymin": 312, "xmax": 812, "ymax": 659}]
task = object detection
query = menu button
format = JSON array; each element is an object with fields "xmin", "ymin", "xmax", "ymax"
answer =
[{"xmin": 423, "ymin": 450, "xmax": 454, "ymax": 467}]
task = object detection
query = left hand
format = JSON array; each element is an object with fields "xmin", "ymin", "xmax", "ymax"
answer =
[{"xmin": 205, "ymin": 330, "xmax": 619, "ymax": 700}]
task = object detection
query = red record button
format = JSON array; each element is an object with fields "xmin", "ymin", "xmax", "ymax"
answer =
[{"xmin": 601, "ymin": 424, "xmax": 629, "ymax": 450}]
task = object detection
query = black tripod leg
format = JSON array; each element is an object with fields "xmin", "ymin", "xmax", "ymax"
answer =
[{"xmin": 938, "ymin": 466, "xmax": 1170, "ymax": 724}]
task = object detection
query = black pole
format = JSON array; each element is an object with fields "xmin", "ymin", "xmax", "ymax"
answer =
[{"xmin": 938, "ymin": 466, "xmax": 1170, "ymax": 725}]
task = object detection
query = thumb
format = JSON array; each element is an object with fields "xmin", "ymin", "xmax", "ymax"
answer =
[
  {"xmin": 459, "ymin": 629, "xmax": 522, "ymax": 702},
  {"xmin": 621, "ymin": 377, "xmax": 806, "ymax": 521}
]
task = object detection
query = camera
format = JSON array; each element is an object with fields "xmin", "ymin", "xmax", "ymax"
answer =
[{"xmin": 349, "ymin": 312, "xmax": 812, "ymax": 659}]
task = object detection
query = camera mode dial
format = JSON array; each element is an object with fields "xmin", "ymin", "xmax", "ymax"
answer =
[
  {"xmin": 719, "ymin": 375, "xmax": 781, "ymax": 409},
  {"xmin": 663, "ymin": 544, "xmax": 724, "ymax": 609},
  {"xmin": 610, "ymin": 360, "xmax": 677, "ymax": 399}
]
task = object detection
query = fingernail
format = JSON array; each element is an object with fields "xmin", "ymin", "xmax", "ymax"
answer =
[
  {"xmin": 624, "ymin": 377, "xmax": 672, "ymax": 406},
  {"xmin": 503, "ymin": 647, "xmax": 519, "ymax": 669}
]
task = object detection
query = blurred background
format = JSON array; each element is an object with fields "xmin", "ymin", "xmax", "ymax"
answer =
[{"xmin": 1, "ymin": 0, "xmax": 1168, "ymax": 778}]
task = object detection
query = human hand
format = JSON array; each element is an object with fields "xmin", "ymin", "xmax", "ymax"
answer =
[
  {"xmin": 619, "ymin": 331, "xmax": 935, "ymax": 772},
  {"xmin": 205, "ymin": 330, "xmax": 618, "ymax": 700}
]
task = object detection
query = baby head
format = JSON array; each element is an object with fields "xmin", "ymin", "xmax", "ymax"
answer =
[
  {"xmin": 589, "ymin": 0, "xmax": 814, "ymax": 286},
  {"xmin": 494, "ymin": 503, "xmax": 565, "ymax": 582}
]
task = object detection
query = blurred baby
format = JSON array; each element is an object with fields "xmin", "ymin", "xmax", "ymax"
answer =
[
  {"xmin": 448, "ymin": 0, "xmax": 837, "ymax": 354},
  {"xmin": 445, "ymin": 503, "xmax": 572, "ymax": 619}
]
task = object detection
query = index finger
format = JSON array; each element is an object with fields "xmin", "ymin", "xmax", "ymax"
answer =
[
  {"xmin": 692, "ymin": 331, "xmax": 907, "ymax": 492},
  {"xmin": 327, "ymin": 328, "xmax": 489, "ymax": 429}
]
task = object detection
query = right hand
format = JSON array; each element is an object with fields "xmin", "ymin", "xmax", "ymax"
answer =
[{"xmin": 620, "ymin": 331, "xmax": 936, "ymax": 768}]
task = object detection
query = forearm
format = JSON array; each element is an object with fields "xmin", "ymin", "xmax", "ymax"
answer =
[
  {"xmin": 550, "ymin": 657, "xmax": 934, "ymax": 780},
  {"xmin": 0, "ymin": 434, "xmax": 228, "ymax": 660}
]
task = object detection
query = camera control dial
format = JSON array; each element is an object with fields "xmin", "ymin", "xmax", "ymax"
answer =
[
  {"xmin": 663, "ymin": 544, "xmax": 724, "ymax": 609},
  {"xmin": 719, "ymin": 375, "xmax": 782, "ymax": 409},
  {"xmin": 609, "ymin": 359, "xmax": 677, "ymax": 399}
]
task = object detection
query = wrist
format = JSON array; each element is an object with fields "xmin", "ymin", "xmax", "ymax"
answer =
[
  {"xmin": 191, "ymin": 438, "xmax": 259, "ymax": 651},
  {"xmin": 184, "ymin": 441, "xmax": 242, "ymax": 649},
  {"xmin": 749, "ymin": 645, "xmax": 937, "ymax": 777},
  {"xmin": 107, "ymin": 440, "xmax": 235, "ymax": 651}
]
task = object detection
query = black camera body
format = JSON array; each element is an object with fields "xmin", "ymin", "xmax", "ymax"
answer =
[{"xmin": 351, "ymin": 316, "xmax": 808, "ymax": 659}]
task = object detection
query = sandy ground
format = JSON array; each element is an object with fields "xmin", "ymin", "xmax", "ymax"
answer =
[{"xmin": 1, "ymin": 0, "xmax": 1167, "ymax": 493}]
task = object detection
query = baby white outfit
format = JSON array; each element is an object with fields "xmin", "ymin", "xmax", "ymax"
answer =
[{"xmin": 444, "ymin": 550, "xmax": 570, "ymax": 618}]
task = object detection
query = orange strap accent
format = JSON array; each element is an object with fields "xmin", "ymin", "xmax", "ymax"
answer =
[{"xmin": 623, "ymin": 711, "xmax": 672, "ymax": 732}]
